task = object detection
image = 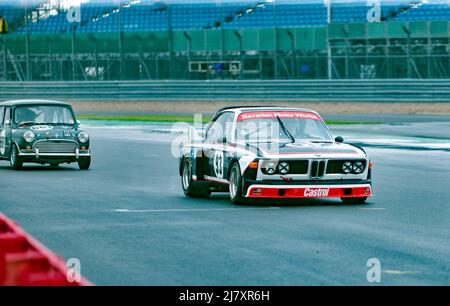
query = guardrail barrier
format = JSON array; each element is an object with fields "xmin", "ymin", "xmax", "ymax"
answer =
[{"xmin": 1, "ymin": 80, "xmax": 450, "ymax": 103}]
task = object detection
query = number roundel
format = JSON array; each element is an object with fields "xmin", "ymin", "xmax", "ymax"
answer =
[
  {"xmin": 0, "ymin": 130, "xmax": 6, "ymax": 155},
  {"xmin": 213, "ymin": 151, "xmax": 224, "ymax": 178}
]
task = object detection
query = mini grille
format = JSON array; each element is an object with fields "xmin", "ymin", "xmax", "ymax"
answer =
[{"xmin": 33, "ymin": 141, "xmax": 78, "ymax": 154}]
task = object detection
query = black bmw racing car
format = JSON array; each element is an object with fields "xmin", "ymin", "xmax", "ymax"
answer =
[{"xmin": 179, "ymin": 106, "xmax": 372, "ymax": 205}]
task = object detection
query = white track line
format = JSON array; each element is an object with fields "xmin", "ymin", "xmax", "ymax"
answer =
[
  {"xmin": 383, "ymin": 270, "xmax": 420, "ymax": 275},
  {"xmin": 113, "ymin": 207, "xmax": 281, "ymax": 213},
  {"xmin": 359, "ymin": 208, "xmax": 387, "ymax": 211}
]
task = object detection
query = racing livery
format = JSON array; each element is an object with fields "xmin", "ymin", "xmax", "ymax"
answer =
[
  {"xmin": 179, "ymin": 106, "xmax": 372, "ymax": 204},
  {"xmin": 0, "ymin": 100, "xmax": 91, "ymax": 170}
]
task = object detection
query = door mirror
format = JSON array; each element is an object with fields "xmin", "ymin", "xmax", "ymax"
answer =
[
  {"xmin": 335, "ymin": 136, "xmax": 344, "ymax": 143},
  {"xmin": 219, "ymin": 136, "xmax": 227, "ymax": 144},
  {"xmin": 4, "ymin": 120, "xmax": 10, "ymax": 126}
]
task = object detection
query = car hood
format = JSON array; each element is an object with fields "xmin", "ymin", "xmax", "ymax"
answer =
[
  {"xmin": 249, "ymin": 141, "xmax": 366, "ymax": 159},
  {"xmin": 27, "ymin": 125, "xmax": 79, "ymax": 141}
]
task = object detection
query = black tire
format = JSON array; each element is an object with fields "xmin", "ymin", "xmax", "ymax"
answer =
[
  {"xmin": 181, "ymin": 158, "xmax": 210, "ymax": 198},
  {"xmin": 229, "ymin": 162, "xmax": 246, "ymax": 205},
  {"xmin": 10, "ymin": 145, "xmax": 23, "ymax": 170},
  {"xmin": 78, "ymin": 157, "xmax": 91, "ymax": 170},
  {"xmin": 341, "ymin": 197, "xmax": 368, "ymax": 205}
]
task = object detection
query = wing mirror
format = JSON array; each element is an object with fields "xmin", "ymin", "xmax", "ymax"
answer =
[
  {"xmin": 335, "ymin": 136, "xmax": 344, "ymax": 143},
  {"xmin": 4, "ymin": 120, "xmax": 10, "ymax": 126}
]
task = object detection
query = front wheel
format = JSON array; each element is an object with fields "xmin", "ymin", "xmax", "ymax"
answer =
[
  {"xmin": 229, "ymin": 162, "xmax": 246, "ymax": 205},
  {"xmin": 341, "ymin": 197, "xmax": 368, "ymax": 205},
  {"xmin": 181, "ymin": 159, "xmax": 210, "ymax": 198},
  {"xmin": 10, "ymin": 145, "xmax": 23, "ymax": 170},
  {"xmin": 78, "ymin": 157, "xmax": 91, "ymax": 170}
]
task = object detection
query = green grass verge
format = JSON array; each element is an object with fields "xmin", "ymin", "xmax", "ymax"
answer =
[
  {"xmin": 78, "ymin": 114, "xmax": 212, "ymax": 123},
  {"xmin": 78, "ymin": 114, "xmax": 380, "ymax": 125}
]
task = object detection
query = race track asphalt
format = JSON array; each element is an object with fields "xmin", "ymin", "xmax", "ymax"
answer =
[{"xmin": 0, "ymin": 119, "xmax": 449, "ymax": 285}]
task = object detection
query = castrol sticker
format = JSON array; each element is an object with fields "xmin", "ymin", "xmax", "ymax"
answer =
[
  {"xmin": 237, "ymin": 111, "xmax": 320, "ymax": 122},
  {"xmin": 303, "ymin": 188, "xmax": 330, "ymax": 197}
]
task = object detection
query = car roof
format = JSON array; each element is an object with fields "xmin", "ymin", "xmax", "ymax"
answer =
[
  {"xmin": 217, "ymin": 106, "xmax": 317, "ymax": 114},
  {"xmin": 0, "ymin": 99, "xmax": 72, "ymax": 107}
]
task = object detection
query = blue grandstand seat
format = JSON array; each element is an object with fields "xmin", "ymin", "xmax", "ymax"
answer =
[{"xmin": 2, "ymin": 0, "xmax": 450, "ymax": 34}]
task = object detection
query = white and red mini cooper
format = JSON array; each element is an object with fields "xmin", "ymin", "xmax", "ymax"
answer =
[{"xmin": 179, "ymin": 106, "xmax": 372, "ymax": 204}]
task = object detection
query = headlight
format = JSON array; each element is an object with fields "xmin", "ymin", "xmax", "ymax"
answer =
[
  {"xmin": 342, "ymin": 161, "xmax": 353, "ymax": 174},
  {"xmin": 265, "ymin": 161, "xmax": 277, "ymax": 175},
  {"xmin": 23, "ymin": 131, "xmax": 35, "ymax": 143},
  {"xmin": 353, "ymin": 161, "xmax": 365, "ymax": 174},
  {"xmin": 78, "ymin": 131, "xmax": 89, "ymax": 143},
  {"xmin": 278, "ymin": 162, "xmax": 289, "ymax": 175}
]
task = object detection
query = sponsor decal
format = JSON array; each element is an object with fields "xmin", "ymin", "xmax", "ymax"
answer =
[
  {"xmin": 31, "ymin": 125, "xmax": 53, "ymax": 131},
  {"xmin": 303, "ymin": 188, "xmax": 330, "ymax": 197},
  {"xmin": 237, "ymin": 111, "xmax": 320, "ymax": 122}
]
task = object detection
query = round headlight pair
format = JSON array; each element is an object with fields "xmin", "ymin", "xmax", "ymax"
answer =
[
  {"xmin": 78, "ymin": 132, "xmax": 89, "ymax": 143},
  {"xmin": 23, "ymin": 131, "xmax": 35, "ymax": 143},
  {"xmin": 265, "ymin": 161, "xmax": 290, "ymax": 175},
  {"xmin": 342, "ymin": 161, "xmax": 365, "ymax": 174}
]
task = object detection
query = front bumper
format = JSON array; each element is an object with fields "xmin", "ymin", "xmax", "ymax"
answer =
[
  {"xmin": 19, "ymin": 149, "xmax": 91, "ymax": 160},
  {"xmin": 245, "ymin": 182, "xmax": 372, "ymax": 199}
]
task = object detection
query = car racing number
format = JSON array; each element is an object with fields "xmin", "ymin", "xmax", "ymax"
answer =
[
  {"xmin": 0, "ymin": 129, "xmax": 6, "ymax": 156},
  {"xmin": 213, "ymin": 150, "xmax": 224, "ymax": 178}
]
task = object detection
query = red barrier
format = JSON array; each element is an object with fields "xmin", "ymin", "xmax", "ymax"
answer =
[{"xmin": 0, "ymin": 213, "xmax": 92, "ymax": 286}]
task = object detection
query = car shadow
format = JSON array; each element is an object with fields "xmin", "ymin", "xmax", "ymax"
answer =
[
  {"xmin": 180, "ymin": 193, "xmax": 372, "ymax": 208},
  {"xmin": 0, "ymin": 163, "xmax": 79, "ymax": 171}
]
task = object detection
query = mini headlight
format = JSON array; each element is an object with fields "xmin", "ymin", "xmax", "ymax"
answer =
[
  {"xmin": 23, "ymin": 131, "xmax": 35, "ymax": 143},
  {"xmin": 78, "ymin": 131, "xmax": 89, "ymax": 143},
  {"xmin": 265, "ymin": 161, "xmax": 277, "ymax": 175},
  {"xmin": 353, "ymin": 161, "xmax": 365, "ymax": 174},
  {"xmin": 279, "ymin": 162, "xmax": 289, "ymax": 175},
  {"xmin": 342, "ymin": 161, "xmax": 353, "ymax": 174}
]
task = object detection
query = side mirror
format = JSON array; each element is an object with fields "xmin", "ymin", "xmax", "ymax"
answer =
[
  {"xmin": 76, "ymin": 120, "xmax": 81, "ymax": 125},
  {"xmin": 220, "ymin": 136, "xmax": 227, "ymax": 144},
  {"xmin": 335, "ymin": 136, "xmax": 344, "ymax": 143},
  {"xmin": 4, "ymin": 120, "xmax": 10, "ymax": 126}
]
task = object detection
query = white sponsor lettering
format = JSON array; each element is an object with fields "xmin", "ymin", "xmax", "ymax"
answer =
[
  {"xmin": 239, "ymin": 111, "xmax": 320, "ymax": 121},
  {"xmin": 303, "ymin": 188, "xmax": 330, "ymax": 197}
]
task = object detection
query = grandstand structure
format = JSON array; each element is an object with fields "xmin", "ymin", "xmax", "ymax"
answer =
[{"xmin": 1, "ymin": 0, "xmax": 450, "ymax": 81}]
